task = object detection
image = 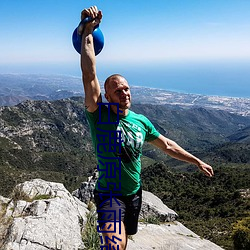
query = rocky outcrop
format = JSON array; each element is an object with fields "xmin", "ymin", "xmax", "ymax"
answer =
[
  {"xmin": 127, "ymin": 222, "xmax": 224, "ymax": 250},
  {"xmin": 0, "ymin": 179, "xmax": 224, "ymax": 250},
  {"xmin": 72, "ymin": 170, "xmax": 98, "ymax": 204},
  {"xmin": 73, "ymin": 174, "xmax": 178, "ymax": 222},
  {"xmin": 140, "ymin": 190, "xmax": 177, "ymax": 222},
  {"xmin": 0, "ymin": 179, "xmax": 89, "ymax": 250}
]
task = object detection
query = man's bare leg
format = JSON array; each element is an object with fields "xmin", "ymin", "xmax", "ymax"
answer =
[{"xmin": 100, "ymin": 221, "xmax": 127, "ymax": 249}]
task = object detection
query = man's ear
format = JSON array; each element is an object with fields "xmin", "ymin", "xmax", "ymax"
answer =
[{"xmin": 105, "ymin": 93, "xmax": 109, "ymax": 102}]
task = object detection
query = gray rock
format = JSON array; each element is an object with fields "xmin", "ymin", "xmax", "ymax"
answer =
[
  {"xmin": 0, "ymin": 179, "xmax": 89, "ymax": 250},
  {"xmin": 73, "ymin": 173, "xmax": 178, "ymax": 222},
  {"xmin": 0, "ymin": 179, "xmax": 224, "ymax": 250},
  {"xmin": 140, "ymin": 190, "xmax": 178, "ymax": 222},
  {"xmin": 72, "ymin": 170, "xmax": 98, "ymax": 204},
  {"xmin": 127, "ymin": 222, "xmax": 224, "ymax": 250}
]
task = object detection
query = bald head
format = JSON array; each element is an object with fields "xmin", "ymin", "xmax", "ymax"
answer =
[{"xmin": 104, "ymin": 74, "xmax": 128, "ymax": 94}]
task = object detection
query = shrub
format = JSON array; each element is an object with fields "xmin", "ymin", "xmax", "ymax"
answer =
[
  {"xmin": 232, "ymin": 216, "xmax": 250, "ymax": 250},
  {"xmin": 82, "ymin": 202, "xmax": 101, "ymax": 250}
]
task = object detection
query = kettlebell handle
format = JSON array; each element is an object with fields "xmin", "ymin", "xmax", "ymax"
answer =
[{"xmin": 77, "ymin": 16, "xmax": 99, "ymax": 35}]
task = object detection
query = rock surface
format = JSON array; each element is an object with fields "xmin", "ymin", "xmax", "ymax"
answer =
[
  {"xmin": 0, "ymin": 179, "xmax": 224, "ymax": 250},
  {"xmin": 140, "ymin": 190, "xmax": 178, "ymax": 222},
  {"xmin": 127, "ymin": 222, "xmax": 224, "ymax": 250},
  {"xmin": 0, "ymin": 179, "xmax": 89, "ymax": 250},
  {"xmin": 72, "ymin": 170, "xmax": 98, "ymax": 204},
  {"xmin": 73, "ymin": 174, "xmax": 178, "ymax": 222}
]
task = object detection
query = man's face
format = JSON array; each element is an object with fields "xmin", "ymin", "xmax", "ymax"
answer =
[{"xmin": 105, "ymin": 76, "xmax": 131, "ymax": 110}]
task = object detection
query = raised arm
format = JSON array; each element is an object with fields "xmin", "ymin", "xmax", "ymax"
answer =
[
  {"xmin": 150, "ymin": 134, "xmax": 214, "ymax": 177},
  {"xmin": 80, "ymin": 6, "xmax": 102, "ymax": 112}
]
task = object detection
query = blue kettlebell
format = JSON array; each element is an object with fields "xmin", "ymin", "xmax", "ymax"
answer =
[{"xmin": 72, "ymin": 17, "xmax": 104, "ymax": 55}]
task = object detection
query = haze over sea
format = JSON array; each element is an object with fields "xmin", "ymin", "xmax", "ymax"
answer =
[
  {"xmin": 2, "ymin": 60, "xmax": 249, "ymax": 99},
  {"xmin": 21, "ymin": 60, "xmax": 248, "ymax": 99},
  {"xmin": 97, "ymin": 61, "xmax": 250, "ymax": 99}
]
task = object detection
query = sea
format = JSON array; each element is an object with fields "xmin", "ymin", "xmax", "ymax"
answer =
[
  {"xmin": 1, "ymin": 60, "xmax": 250, "ymax": 99},
  {"xmin": 97, "ymin": 61, "xmax": 250, "ymax": 99}
]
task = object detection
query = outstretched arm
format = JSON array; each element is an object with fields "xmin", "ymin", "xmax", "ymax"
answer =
[
  {"xmin": 150, "ymin": 134, "xmax": 214, "ymax": 177},
  {"xmin": 80, "ymin": 6, "xmax": 102, "ymax": 112}
]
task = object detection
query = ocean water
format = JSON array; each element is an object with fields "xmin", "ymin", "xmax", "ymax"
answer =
[
  {"xmin": 97, "ymin": 61, "xmax": 250, "ymax": 98},
  {"xmin": 1, "ymin": 60, "xmax": 249, "ymax": 98}
]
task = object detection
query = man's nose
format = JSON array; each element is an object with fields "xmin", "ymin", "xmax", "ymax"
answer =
[{"xmin": 120, "ymin": 90, "xmax": 127, "ymax": 96}]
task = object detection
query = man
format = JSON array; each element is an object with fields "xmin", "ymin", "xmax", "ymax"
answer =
[{"xmin": 80, "ymin": 6, "xmax": 214, "ymax": 250}]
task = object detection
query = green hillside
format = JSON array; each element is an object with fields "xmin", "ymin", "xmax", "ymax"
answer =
[
  {"xmin": 0, "ymin": 97, "xmax": 250, "ymax": 249},
  {"xmin": 141, "ymin": 162, "xmax": 250, "ymax": 249}
]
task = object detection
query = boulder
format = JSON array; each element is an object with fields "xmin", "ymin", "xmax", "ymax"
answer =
[
  {"xmin": 0, "ymin": 179, "xmax": 89, "ymax": 250},
  {"xmin": 140, "ymin": 190, "xmax": 178, "ymax": 222},
  {"xmin": 72, "ymin": 170, "xmax": 98, "ymax": 204}
]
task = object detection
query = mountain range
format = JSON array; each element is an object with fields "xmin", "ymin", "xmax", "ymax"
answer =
[
  {"xmin": 0, "ymin": 74, "xmax": 249, "ymax": 249},
  {"xmin": 0, "ymin": 95, "xmax": 250, "ymax": 196}
]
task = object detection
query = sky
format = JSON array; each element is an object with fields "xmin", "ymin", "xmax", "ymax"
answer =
[{"xmin": 0, "ymin": 0, "xmax": 250, "ymax": 97}]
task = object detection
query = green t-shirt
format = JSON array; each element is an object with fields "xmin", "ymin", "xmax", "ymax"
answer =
[{"xmin": 85, "ymin": 104, "xmax": 160, "ymax": 195}]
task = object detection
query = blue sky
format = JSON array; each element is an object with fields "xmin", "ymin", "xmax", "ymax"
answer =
[{"xmin": 0, "ymin": 0, "xmax": 250, "ymax": 97}]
